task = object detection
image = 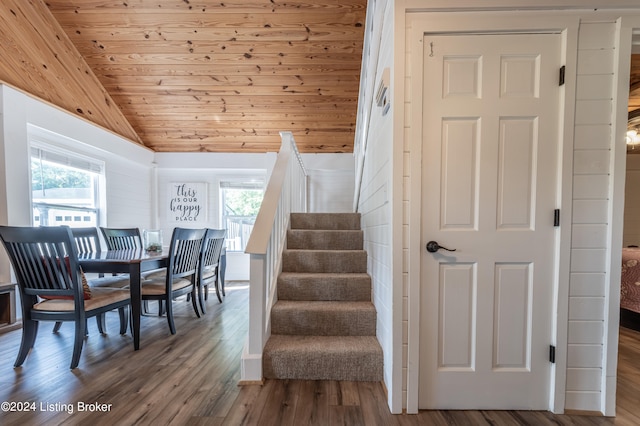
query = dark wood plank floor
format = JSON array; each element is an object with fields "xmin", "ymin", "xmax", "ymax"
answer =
[{"xmin": 0, "ymin": 281, "xmax": 638, "ymax": 425}]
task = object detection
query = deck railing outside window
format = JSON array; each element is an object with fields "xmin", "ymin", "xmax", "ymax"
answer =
[
  {"xmin": 222, "ymin": 216, "xmax": 255, "ymax": 251},
  {"xmin": 220, "ymin": 180, "xmax": 264, "ymax": 252}
]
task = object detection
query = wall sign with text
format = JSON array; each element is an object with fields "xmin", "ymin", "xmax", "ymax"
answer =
[{"xmin": 168, "ymin": 182, "xmax": 207, "ymax": 223}]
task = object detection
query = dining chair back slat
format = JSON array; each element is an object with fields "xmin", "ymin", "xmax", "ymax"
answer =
[
  {"xmin": 197, "ymin": 229, "xmax": 226, "ymax": 311},
  {"xmin": 100, "ymin": 227, "xmax": 142, "ymax": 250},
  {"xmin": 172, "ymin": 238, "xmax": 201, "ymax": 277},
  {"xmin": 70, "ymin": 227, "xmax": 102, "ymax": 254}
]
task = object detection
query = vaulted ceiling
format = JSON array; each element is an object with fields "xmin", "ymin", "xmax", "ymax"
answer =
[
  {"xmin": 2, "ymin": 2, "xmax": 640, "ymax": 154},
  {"xmin": 45, "ymin": 0, "xmax": 366, "ymax": 153},
  {"xmin": 0, "ymin": 0, "xmax": 365, "ymax": 153}
]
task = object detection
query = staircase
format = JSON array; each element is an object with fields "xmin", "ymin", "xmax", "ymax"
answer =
[{"xmin": 262, "ymin": 212, "xmax": 383, "ymax": 381}]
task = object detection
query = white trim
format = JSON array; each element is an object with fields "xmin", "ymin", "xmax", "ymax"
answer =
[
  {"xmin": 30, "ymin": 144, "xmax": 104, "ymax": 174},
  {"xmin": 28, "ymin": 126, "xmax": 108, "ymax": 229},
  {"xmin": 550, "ymin": 20, "xmax": 580, "ymax": 414},
  {"xmin": 389, "ymin": 0, "xmax": 405, "ymax": 413},
  {"xmin": 405, "ymin": 10, "xmax": 424, "ymax": 415},
  {"xmin": 240, "ymin": 338, "xmax": 263, "ymax": 383},
  {"xmin": 604, "ymin": 15, "xmax": 640, "ymax": 417}
]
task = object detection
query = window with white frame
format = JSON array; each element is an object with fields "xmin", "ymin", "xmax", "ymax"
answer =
[
  {"xmin": 31, "ymin": 144, "xmax": 104, "ymax": 228},
  {"xmin": 220, "ymin": 180, "xmax": 264, "ymax": 251}
]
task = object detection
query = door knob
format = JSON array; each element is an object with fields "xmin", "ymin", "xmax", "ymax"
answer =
[{"xmin": 426, "ymin": 241, "xmax": 456, "ymax": 253}]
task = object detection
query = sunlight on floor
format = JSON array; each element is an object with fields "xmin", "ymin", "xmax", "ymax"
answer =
[{"xmin": 208, "ymin": 281, "xmax": 249, "ymax": 293}]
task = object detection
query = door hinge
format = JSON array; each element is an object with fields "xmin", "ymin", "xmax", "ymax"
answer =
[
  {"xmin": 559, "ymin": 66, "xmax": 565, "ymax": 86},
  {"xmin": 549, "ymin": 345, "xmax": 556, "ymax": 363},
  {"xmin": 554, "ymin": 209, "xmax": 560, "ymax": 227}
]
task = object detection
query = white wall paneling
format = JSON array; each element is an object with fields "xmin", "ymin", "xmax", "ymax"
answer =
[
  {"xmin": 0, "ymin": 85, "xmax": 155, "ymax": 283},
  {"xmin": 355, "ymin": 0, "xmax": 401, "ymax": 413}
]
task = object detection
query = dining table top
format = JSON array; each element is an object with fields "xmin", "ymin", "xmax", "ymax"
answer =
[{"xmin": 77, "ymin": 248, "xmax": 167, "ymax": 263}]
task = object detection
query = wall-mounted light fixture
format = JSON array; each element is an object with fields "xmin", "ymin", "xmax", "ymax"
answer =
[
  {"xmin": 628, "ymin": 110, "xmax": 640, "ymax": 151},
  {"xmin": 627, "ymin": 129, "xmax": 640, "ymax": 148},
  {"xmin": 376, "ymin": 68, "xmax": 390, "ymax": 116}
]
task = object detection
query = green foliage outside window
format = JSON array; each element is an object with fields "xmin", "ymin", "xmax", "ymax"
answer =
[
  {"xmin": 31, "ymin": 159, "xmax": 90, "ymax": 193},
  {"xmin": 224, "ymin": 188, "xmax": 263, "ymax": 216}
]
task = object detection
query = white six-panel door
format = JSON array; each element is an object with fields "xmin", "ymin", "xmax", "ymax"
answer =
[{"xmin": 419, "ymin": 33, "xmax": 561, "ymax": 409}]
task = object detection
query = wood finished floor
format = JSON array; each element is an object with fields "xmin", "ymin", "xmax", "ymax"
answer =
[{"xmin": 0, "ymin": 281, "xmax": 639, "ymax": 425}]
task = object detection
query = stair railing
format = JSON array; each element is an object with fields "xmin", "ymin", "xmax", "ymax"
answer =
[{"xmin": 241, "ymin": 131, "xmax": 307, "ymax": 382}]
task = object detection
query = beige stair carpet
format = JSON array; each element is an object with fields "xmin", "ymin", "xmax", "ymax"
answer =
[{"xmin": 262, "ymin": 212, "xmax": 383, "ymax": 382}]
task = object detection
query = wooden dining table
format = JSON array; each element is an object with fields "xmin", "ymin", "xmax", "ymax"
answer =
[{"xmin": 78, "ymin": 249, "xmax": 168, "ymax": 350}]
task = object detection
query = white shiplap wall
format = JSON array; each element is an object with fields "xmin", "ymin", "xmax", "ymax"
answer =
[
  {"xmin": 0, "ymin": 84, "xmax": 155, "ymax": 283},
  {"xmin": 566, "ymin": 21, "xmax": 616, "ymax": 411},
  {"xmin": 0, "ymin": 87, "xmax": 154, "ymax": 325},
  {"xmin": 356, "ymin": 0, "xmax": 398, "ymax": 411},
  {"xmin": 104, "ymin": 161, "xmax": 152, "ymax": 230}
]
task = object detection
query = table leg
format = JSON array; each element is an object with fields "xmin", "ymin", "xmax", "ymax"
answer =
[
  {"xmin": 129, "ymin": 264, "xmax": 142, "ymax": 350},
  {"xmin": 220, "ymin": 249, "xmax": 226, "ymax": 297}
]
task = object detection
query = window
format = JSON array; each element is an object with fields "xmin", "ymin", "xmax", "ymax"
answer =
[
  {"xmin": 220, "ymin": 181, "xmax": 264, "ymax": 251},
  {"xmin": 31, "ymin": 145, "xmax": 104, "ymax": 228}
]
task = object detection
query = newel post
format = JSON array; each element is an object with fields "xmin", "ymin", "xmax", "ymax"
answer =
[{"xmin": 241, "ymin": 253, "xmax": 267, "ymax": 383}]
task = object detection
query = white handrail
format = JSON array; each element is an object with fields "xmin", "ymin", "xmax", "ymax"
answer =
[{"xmin": 241, "ymin": 131, "xmax": 307, "ymax": 382}]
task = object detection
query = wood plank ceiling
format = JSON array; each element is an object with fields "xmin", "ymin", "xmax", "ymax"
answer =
[
  {"xmin": 3, "ymin": 2, "xmax": 640, "ymax": 154},
  {"xmin": 43, "ymin": 0, "xmax": 366, "ymax": 153}
]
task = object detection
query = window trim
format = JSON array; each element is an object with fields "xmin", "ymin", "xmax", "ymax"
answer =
[{"xmin": 29, "ymin": 140, "xmax": 105, "ymax": 228}]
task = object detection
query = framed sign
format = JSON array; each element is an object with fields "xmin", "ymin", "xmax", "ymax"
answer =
[{"xmin": 168, "ymin": 182, "xmax": 207, "ymax": 223}]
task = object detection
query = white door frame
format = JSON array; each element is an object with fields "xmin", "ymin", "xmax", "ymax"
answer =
[
  {"xmin": 405, "ymin": 11, "xmax": 580, "ymax": 413},
  {"xmin": 603, "ymin": 15, "xmax": 640, "ymax": 416}
]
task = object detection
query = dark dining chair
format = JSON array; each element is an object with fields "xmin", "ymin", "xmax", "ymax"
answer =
[
  {"xmin": 141, "ymin": 227, "xmax": 206, "ymax": 334},
  {"xmin": 71, "ymin": 227, "xmax": 133, "ymax": 292},
  {"xmin": 51, "ymin": 227, "xmax": 130, "ymax": 334},
  {"xmin": 71, "ymin": 227, "xmax": 102, "ymax": 254},
  {"xmin": 99, "ymin": 226, "xmax": 164, "ymax": 314},
  {"xmin": 73, "ymin": 228, "xmax": 133, "ymax": 291},
  {"xmin": 0, "ymin": 225, "xmax": 130, "ymax": 369},
  {"xmin": 70, "ymin": 227, "xmax": 133, "ymax": 300},
  {"xmin": 197, "ymin": 229, "xmax": 226, "ymax": 313},
  {"xmin": 99, "ymin": 227, "xmax": 143, "ymax": 250}
]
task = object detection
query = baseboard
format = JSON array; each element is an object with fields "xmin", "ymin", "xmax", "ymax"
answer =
[
  {"xmin": 563, "ymin": 409, "xmax": 604, "ymax": 416},
  {"xmin": 240, "ymin": 344, "xmax": 263, "ymax": 382},
  {"xmin": 238, "ymin": 379, "xmax": 264, "ymax": 386},
  {"xmin": 0, "ymin": 321, "xmax": 21, "ymax": 335}
]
